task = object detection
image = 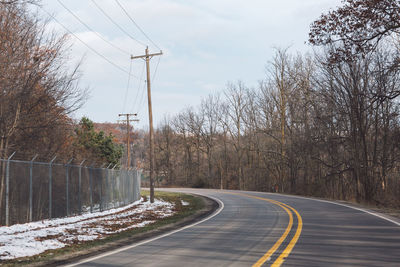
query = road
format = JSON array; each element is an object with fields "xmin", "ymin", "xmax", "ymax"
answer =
[{"xmin": 67, "ymin": 189, "xmax": 400, "ymax": 266}]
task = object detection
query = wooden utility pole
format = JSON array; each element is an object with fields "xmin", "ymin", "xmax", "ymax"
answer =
[
  {"xmin": 131, "ymin": 47, "xmax": 162, "ymax": 203},
  {"xmin": 118, "ymin": 113, "xmax": 139, "ymax": 168}
]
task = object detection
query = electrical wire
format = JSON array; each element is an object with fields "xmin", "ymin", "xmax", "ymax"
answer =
[
  {"xmin": 56, "ymin": 0, "xmax": 131, "ymax": 56},
  {"xmin": 152, "ymin": 54, "xmax": 161, "ymax": 83},
  {"xmin": 122, "ymin": 59, "xmax": 133, "ymax": 113},
  {"xmin": 40, "ymin": 6, "xmax": 139, "ymax": 79},
  {"xmin": 114, "ymin": 0, "xmax": 161, "ymax": 51},
  {"xmin": 90, "ymin": 0, "xmax": 147, "ymax": 48},
  {"xmin": 130, "ymin": 60, "xmax": 146, "ymax": 113},
  {"xmin": 136, "ymin": 56, "xmax": 161, "ymax": 115},
  {"xmin": 136, "ymin": 79, "xmax": 148, "ymax": 115}
]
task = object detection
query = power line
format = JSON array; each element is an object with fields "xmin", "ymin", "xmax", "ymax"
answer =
[
  {"xmin": 40, "ymin": 7, "xmax": 139, "ymax": 79},
  {"xmin": 130, "ymin": 60, "xmax": 146, "ymax": 113},
  {"xmin": 136, "ymin": 56, "xmax": 161, "ymax": 114},
  {"xmin": 56, "ymin": 0, "xmax": 131, "ymax": 56},
  {"xmin": 122, "ymin": 59, "xmax": 133, "ymax": 113},
  {"xmin": 90, "ymin": 0, "xmax": 147, "ymax": 48},
  {"xmin": 152, "ymin": 54, "xmax": 162, "ymax": 83},
  {"xmin": 133, "ymin": 74, "xmax": 147, "ymax": 114},
  {"xmin": 137, "ymin": 81, "xmax": 148, "ymax": 115},
  {"xmin": 114, "ymin": 0, "xmax": 161, "ymax": 51}
]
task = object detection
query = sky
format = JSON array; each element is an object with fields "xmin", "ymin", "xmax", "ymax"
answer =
[{"xmin": 39, "ymin": 0, "xmax": 342, "ymax": 128}]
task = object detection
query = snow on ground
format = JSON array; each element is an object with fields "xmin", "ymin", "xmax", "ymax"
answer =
[{"xmin": 0, "ymin": 198, "xmax": 176, "ymax": 260}]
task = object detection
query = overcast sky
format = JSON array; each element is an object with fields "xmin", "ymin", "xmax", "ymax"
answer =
[{"xmin": 40, "ymin": 0, "xmax": 342, "ymax": 128}]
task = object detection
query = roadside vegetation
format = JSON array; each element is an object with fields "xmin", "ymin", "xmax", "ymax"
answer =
[
  {"xmin": 0, "ymin": 191, "xmax": 206, "ymax": 266},
  {"xmin": 0, "ymin": 0, "xmax": 85, "ymax": 163},
  {"xmin": 0, "ymin": 0, "xmax": 124, "ymax": 226}
]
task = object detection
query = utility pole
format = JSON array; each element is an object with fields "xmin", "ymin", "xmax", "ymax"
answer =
[
  {"xmin": 118, "ymin": 113, "xmax": 139, "ymax": 168},
  {"xmin": 131, "ymin": 47, "xmax": 162, "ymax": 203}
]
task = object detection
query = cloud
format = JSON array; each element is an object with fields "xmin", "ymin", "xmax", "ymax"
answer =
[{"xmin": 42, "ymin": 0, "xmax": 342, "ymax": 126}]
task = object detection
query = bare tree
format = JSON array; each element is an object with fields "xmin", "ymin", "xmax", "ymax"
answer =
[
  {"xmin": 200, "ymin": 94, "xmax": 220, "ymax": 187},
  {"xmin": 220, "ymin": 81, "xmax": 247, "ymax": 190}
]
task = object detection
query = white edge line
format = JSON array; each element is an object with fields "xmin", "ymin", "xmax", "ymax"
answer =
[
  {"xmin": 251, "ymin": 191, "xmax": 400, "ymax": 227},
  {"xmin": 63, "ymin": 195, "xmax": 225, "ymax": 267}
]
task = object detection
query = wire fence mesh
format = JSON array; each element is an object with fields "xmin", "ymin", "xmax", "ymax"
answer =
[{"xmin": 0, "ymin": 158, "xmax": 141, "ymax": 226}]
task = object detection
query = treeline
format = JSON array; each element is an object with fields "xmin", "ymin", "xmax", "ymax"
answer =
[
  {"xmin": 148, "ymin": 45, "xmax": 400, "ymax": 207},
  {"xmin": 143, "ymin": 0, "xmax": 400, "ymax": 207}
]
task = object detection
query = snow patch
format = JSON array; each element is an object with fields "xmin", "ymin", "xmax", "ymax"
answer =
[
  {"xmin": 0, "ymin": 198, "xmax": 175, "ymax": 260},
  {"xmin": 181, "ymin": 200, "xmax": 190, "ymax": 206}
]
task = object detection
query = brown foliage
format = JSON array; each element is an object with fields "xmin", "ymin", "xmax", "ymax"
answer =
[
  {"xmin": 0, "ymin": 0, "xmax": 86, "ymax": 215},
  {"xmin": 94, "ymin": 122, "xmax": 126, "ymax": 144},
  {"xmin": 309, "ymin": 0, "xmax": 400, "ymax": 61},
  {"xmin": 0, "ymin": 1, "xmax": 85, "ymax": 161}
]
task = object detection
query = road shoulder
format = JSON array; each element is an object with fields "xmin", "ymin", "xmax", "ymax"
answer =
[
  {"xmin": 4, "ymin": 193, "xmax": 218, "ymax": 267},
  {"xmin": 257, "ymin": 191, "xmax": 400, "ymax": 226}
]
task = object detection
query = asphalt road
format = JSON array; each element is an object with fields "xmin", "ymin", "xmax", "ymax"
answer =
[{"xmin": 67, "ymin": 189, "xmax": 400, "ymax": 267}]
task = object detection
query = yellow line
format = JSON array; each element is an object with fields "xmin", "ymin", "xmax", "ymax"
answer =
[
  {"xmin": 252, "ymin": 199, "xmax": 293, "ymax": 267},
  {"xmin": 271, "ymin": 202, "xmax": 303, "ymax": 267},
  {"xmin": 223, "ymin": 192, "xmax": 302, "ymax": 267}
]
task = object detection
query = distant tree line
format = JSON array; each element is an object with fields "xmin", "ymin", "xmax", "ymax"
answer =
[{"xmin": 140, "ymin": 1, "xmax": 400, "ymax": 207}]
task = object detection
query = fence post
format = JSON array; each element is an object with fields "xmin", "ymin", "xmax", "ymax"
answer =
[
  {"xmin": 105, "ymin": 163, "xmax": 112, "ymax": 210},
  {"xmin": 49, "ymin": 156, "xmax": 56, "ymax": 219},
  {"xmin": 123, "ymin": 169, "xmax": 127, "ymax": 205},
  {"xmin": 122, "ymin": 169, "xmax": 126, "ymax": 206},
  {"xmin": 112, "ymin": 164, "xmax": 117, "ymax": 207},
  {"xmin": 65, "ymin": 158, "xmax": 73, "ymax": 216},
  {"xmin": 137, "ymin": 169, "xmax": 140, "ymax": 201},
  {"xmin": 99, "ymin": 164, "xmax": 105, "ymax": 212},
  {"xmin": 29, "ymin": 154, "xmax": 38, "ymax": 222},
  {"xmin": 134, "ymin": 169, "xmax": 137, "ymax": 201},
  {"xmin": 123, "ymin": 168, "xmax": 126, "ymax": 204},
  {"xmin": 127, "ymin": 168, "xmax": 130, "ymax": 203},
  {"xmin": 129, "ymin": 168, "xmax": 133, "ymax": 203},
  {"xmin": 106, "ymin": 166, "xmax": 109, "ymax": 210},
  {"xmin": 89, "ymin": 164, "xmax": 93, "ymax": 213},
  {"xmin": 5, "ymin": 151, "xmax": 16, "ymax": 226},
  {"xmin": 78, "ymin": 159, "xmax": 85, "ymax": 215},
  {"xmin": 132, "ymin": 171, "xmax": 136, "ymax": 201}
]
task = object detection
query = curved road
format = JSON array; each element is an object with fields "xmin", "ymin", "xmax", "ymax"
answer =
[{"xmin": 67, "ymin": 189, "xmax": 400, "ymax": 266}]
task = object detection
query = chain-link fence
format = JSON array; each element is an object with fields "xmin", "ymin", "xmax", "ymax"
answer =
[{"xmin": 0, "ymin": 157, "xmax": 141, "ymax": 226}]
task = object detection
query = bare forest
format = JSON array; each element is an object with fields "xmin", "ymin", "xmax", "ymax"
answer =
[
  {"xmin": 136, "ymin": 44, "xmax": 400, "ymax": 208},
  {"xmin": 134, "ymin": 0, "xmax": 400, "ymax": 208}
]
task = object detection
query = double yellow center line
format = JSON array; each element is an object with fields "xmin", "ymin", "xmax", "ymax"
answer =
[{"xmin": 226, "ymin": 192, "xmax": 303, "ymax": 267}]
